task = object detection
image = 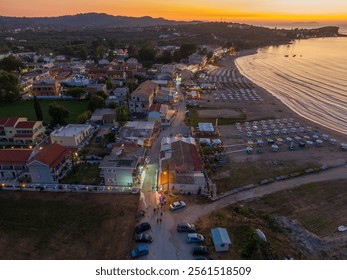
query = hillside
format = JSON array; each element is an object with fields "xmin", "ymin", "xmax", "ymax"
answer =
[{"xmin": 0, "ymin": 13, "xmax": 198, "ymax": 29}]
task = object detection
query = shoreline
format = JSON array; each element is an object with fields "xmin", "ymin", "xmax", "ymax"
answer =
[{"xmin": 227, "ymin": 49, "xmax": 347, "ymax": 141}]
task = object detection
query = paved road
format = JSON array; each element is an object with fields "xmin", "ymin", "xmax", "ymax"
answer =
[
  {"xmin": 139, "ymin": 164, "xmax": 347, "ymax": 259},
  {"xmin": 136, "ymin": 83, "xmax": 347, "ymax": 260}
]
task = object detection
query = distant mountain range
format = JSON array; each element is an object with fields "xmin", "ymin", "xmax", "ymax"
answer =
[{"xmin": 0, "ymin": 13, "xmax": 199, "ymax": 29}]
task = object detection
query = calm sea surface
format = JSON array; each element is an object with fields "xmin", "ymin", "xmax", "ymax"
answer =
[{"xmin": 235, "ymin": 38, "xmax": 347, "ymax": 135}]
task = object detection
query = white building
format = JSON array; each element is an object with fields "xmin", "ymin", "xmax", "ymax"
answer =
[
  {"xmin": 50, "ymin": 124, "xmax": 93, "ymax": 148},
  {"xmin": 158, "ymin": 136, "xmax": 206, "ymax": 194},
  {"xmin": 211, "ymin": 227, "xmax": 232, "ymax": 252}
]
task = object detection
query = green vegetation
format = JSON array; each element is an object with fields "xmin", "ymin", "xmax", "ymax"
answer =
[
  {"xmin": 33, "ymin": 96, "xmax": 43, "ymax": 121},
  {"xmin": 66, "ymin": 87, "xmax": 86, "ymax": 99},
  {"xmin": 0, "ymin": 70, "xmax": 20, "ymax": 102},
  {"xmin": 0, "ymin": 100, "xmax": 89, "ymax": 124},
  {"xmin": 88, "ymin": 95, "xmax": 105, "ymax": 111},
  {"xmin": 185, "ymin": 106, "xmax": 246, "ymax": 126},
  {"xmin": 195, "ymin": 205, "xmax": 293, "ymax": 260},
  {"xmin": 116, "ymin": 105, "xmax": 130, "ymax": 122},
  {"xmin": 0, "ymin": 55, "xmax": 25, "ymax": 72},
  {"xmin": 62, "ymin": 164, "xmax": 102, "ymax": 185},
  {"xmin": 48, "ymin": 103, "xmax": 70, "ymax": 125},
  {"xmin": 214, "ymin": 160, "xmax": 320, "ymax": 193}
]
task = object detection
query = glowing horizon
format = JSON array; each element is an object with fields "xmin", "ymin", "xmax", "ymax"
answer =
[{"xmin": 0, "ymin": 0, "xmax": 347, "ymax": 24}]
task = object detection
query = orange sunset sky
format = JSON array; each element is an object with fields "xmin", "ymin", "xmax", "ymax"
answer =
[{"xmin": 0, "ymin": 0, "xmax": 347, "ymax": 23}]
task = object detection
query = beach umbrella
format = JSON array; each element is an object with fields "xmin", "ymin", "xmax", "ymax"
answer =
[
  {"xmin": 271, "ymin": 144, "xmax": 279, "ymax": 152},
  {"xmin": 316, "ymin": 139, "xmax": 323, "ymax": 146}
]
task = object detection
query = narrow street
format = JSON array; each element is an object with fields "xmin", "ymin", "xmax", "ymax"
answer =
[{"xmin": 136, "ymin": 83, "xmax": 347, "ymax": 260}]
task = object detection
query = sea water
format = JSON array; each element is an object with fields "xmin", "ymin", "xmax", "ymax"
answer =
[{"xmin": 235, "ymin": 37, "xmax": 347, "ymax": 135}]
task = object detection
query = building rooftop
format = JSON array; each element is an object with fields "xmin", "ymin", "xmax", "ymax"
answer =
[
  {"xmin": 0, "ymin": 117, "xmax": 21, "ymax": 127},
  {"xmin": 99, "ymin": 143, "xmax": 144, "ymax": 169},
  {"xmin": 15, "ymin": 121, "xmax": 38, "ymax": 129},
  {"xmin": 91, "ymin": 108, "xmax": 116, "ymax": 117},
  {"xmin": 51, "ymin": 124, "xmax": 91, "ymax": 138},
  {"xmin": 29, "ymin": 143, "xmax": 73, "ymax": 168},
  {"xmin": 0, "ymin": 149, "xmax": 33, "ymax": 165},
  {"xmin": 132, "ymin": 80, "xmax": 158, "ymax": 97}
]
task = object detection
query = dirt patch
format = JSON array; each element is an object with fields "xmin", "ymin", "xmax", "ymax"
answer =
[
  {"xmin": 194, "ymin": 205, "xmax": 299, "ymax": 260},
  {"xmin": 0, "ymin": 191, "xmax": 139, "ymax": 260},
  {"xmin": 198, "ymin": 109, "xmax": 243, "ymax": 118}
]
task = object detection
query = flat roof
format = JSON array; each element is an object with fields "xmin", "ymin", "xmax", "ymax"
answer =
[{"xmin": 51, "ymin": 124, "xmax": 91, "ymax": 137}]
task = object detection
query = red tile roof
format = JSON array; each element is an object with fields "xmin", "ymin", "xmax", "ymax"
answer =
[
  {"xmin": 0, "ymin": 117, "xmax": 20, "ymax": 127},
  {"xmin": 189, "ymin": 144, "xmax": 203, "ymax": 171},
  {"xmin": 30, "ymin": 143, "xmax": 73, "ymax": 168},
  {"xmin": 0, "ymin": 149, "xmax": 33, "ymax": 165},
  {"xmin": 15, "ymin": 121, "xmax": 37, "ymax": 129},
  {"xmin": 149, "ymin": 103, "xmax": 161, "ymax": 113}
]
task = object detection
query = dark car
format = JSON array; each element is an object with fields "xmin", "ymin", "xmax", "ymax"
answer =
[
  {"xmin": 131, "ymin": 245, "xmax": 149, "ymax": 258},
  {"xmin": 135, "ymin": 222, "xmax": 151, "ymax": 234},
  {"xmin": 177, "ymin": 222, "xmax": 196, "ymax": 232},
  {"xmin": 192, "ymin": 246, "xmax": 209, "ymax": 256},
  {"xmin": 135, "ymin": 233, "xmax": 153, "ymax": 243}
]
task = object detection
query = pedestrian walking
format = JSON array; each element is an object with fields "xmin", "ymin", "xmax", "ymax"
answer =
[
  {"xmin": 160, "ymin": 218, "xmax": 162, "ymax": 223},
  {"xmin": 160, "ymin": 212, "xmax": 163, "ymax": 217},
  {"xmin": 157, "ymin": 218, "xmax": 159, "ymax": 223},
  {"xmin": 153, "ymin": 208, "xmax": 156, "ymax": 214}
]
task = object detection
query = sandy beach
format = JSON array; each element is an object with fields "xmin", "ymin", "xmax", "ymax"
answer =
[{"xmin": 218, "ymin": 53, "xmax": 347, "ymax": 143}]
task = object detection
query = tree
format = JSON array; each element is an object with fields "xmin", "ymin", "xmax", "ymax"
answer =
[
  {"xmin": 88, "ymin": 94, "xmax": 105, "ymax": 111},
  {"xmin": 106, "ymin": 78, "xmax": 114, "ymax": 90},
  {"xmin": 0, "ymin": 70, "xmax": 20, "ymax": 103},
  {"xmin": 179, "ymin": 44, "xmax": 198, "ymax": 59},
  {"xmin": 159, "ymin": 50, "xmax": 173, "ymax": 64},
  {"xmin": 95, "ymin": 90, "xmax": 108, "ymax": 100},
  {"xmin": 0, "ymin": 56, "xmax": 25, "ymax": 72},
  {"xmin": 108, "ymin": 102, "xmax": 116, "ymax": 109},
  {"xmin": 48, "ymin": 103, "xmax": 70, "ymax": 125},
  {"xmin": 66, "ymin": 87, "xmax": 85, "ymax": 99},
  {"xmin": 33, "ymin": 96, "xmax": 43, "ymax": 121},
  {"xmin": 116, "ymin": 105, "xmax": 130, "ymax": 122},
  {"xmin": 138, "ymin": 46, "xmax": 157, "ymax": 62},
  {"xmin": 76, "ymin": 110, "xmax": 92, "ymax": 124}
]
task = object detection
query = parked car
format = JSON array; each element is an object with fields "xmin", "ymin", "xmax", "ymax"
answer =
[
  {"xmin": 192, "ymin": 246, "xmax": 209, "ymax": 256},
  {"xmin": 177, "ymin": 222, "xmax": 196, "ymax": 232},
  {"xmin": 131, "ymin": 245, "xmax": 149, "ymax": 258},
  {"xmin": 170, "ymin": 201, "xmax": 186, "ymax": 211},
  {"xmin": 135, "ymin": 233, "xmax": 153, "ymax": 243},
  {"xmin": 186, "ymin": 233, "xmax": 204, "ymax": 243},
  {"xmin": 135, "ymin": 222, "xmax": 151, "ymax": 234}
]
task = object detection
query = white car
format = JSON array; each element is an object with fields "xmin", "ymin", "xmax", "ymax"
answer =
[
  {"xmin": 170, "ymin": 201, "xmax": 186, "ymax": 211},
  {"xmin": 186, "ymin": 233, "xmax": 205, "ymax": 243}
]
